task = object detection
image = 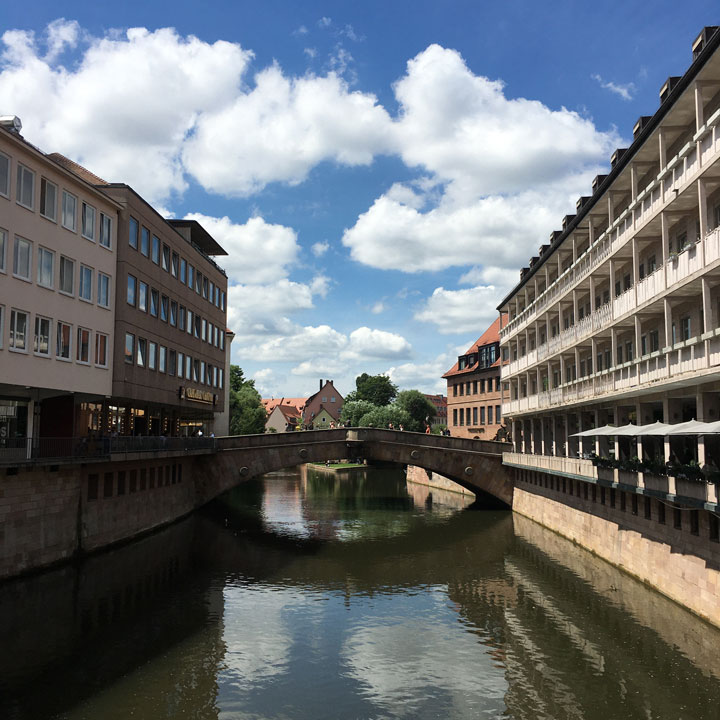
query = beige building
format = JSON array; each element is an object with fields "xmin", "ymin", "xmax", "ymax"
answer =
[
  {"xmin": 0, "ymin": 118, "xmax": 119, "ymax": 448},
  {"xmin": 498, "ymin": 26, "xmax": 720, "ymax": 511}
]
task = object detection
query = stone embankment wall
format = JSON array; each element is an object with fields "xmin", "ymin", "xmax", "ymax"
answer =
[
  {"xmin": 0, "ymin": 457, "xmax": 193, "ymax": 580},
  {"xmin": 512, "ymin": 469, "xmax": 720, "ymax": 628},
  {"xmin": 406, "ymin": 465, "xmax": 475, "ymax": 496}
]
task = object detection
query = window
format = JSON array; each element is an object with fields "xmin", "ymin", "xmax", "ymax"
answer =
[
  {"xmin": 219, "ymin": 368, "xmax": 223, "ymax": 389},
  {"xmin": 459, "ymin": 408, "xmax": 464, "ymax": 426},
  {"xmin": 179, "ymin": 305, "xmax": 186, "ymax": 331},
  {"xmin": 201, "ymin": 317, "xmax": 207, "ymax": 341},
  {"xmin": 178, "ymin": 352, "xmax": 184, "ymax": 378},
  {"xmin": 148, "ymin": 341, "xmax": 157, "ymax": 370},
  {"xmin": 159, "ymin": 345, "xmax": 167, "ymax": 373},
  {"xmin": 160, "ymin": 295, "xmax": 168, "ymax": 322},
  {"xmin": 472, "ymin": 407, "xmax": 478, "ymax": 425},
  {"xmin": 170, "ymin": 300, "xmax": 177, "ymax": 326},
  {"xmin": 650, "ymin": 330, "xmax": 659, "ymax": 353},
  {"xmin": 171, "ymin": 251, "xmax": 179, "ymax": 277},
  {"xmin": 62, "ymin": 191, "xmax": 77, "ymax": 231},
  {"xmin": 127, "ymin": 274, "xmax": 137, "ymax": 306},
  {"xmin": 59, "ymin": 256, "xmax": 74, "ymax": 294},
  {"xmin": 195, "ymin": 271, "xmax": 202, "ymax": 294},
  {"xmin": 137, "ymin": 337, "xmax": 146, "ymax": 367},
  {"xmin": 16, "ymin": 163, "xmax": 34, "ymax": 209},
  {"xmin": 82, "ymin": 202, "xmax": 96, "ymax": 241},
  {"xmin": 180, "ymin": 258, "xmax": 187, "ymax": 283},
  {"xmin": 194, "ymin": 315, "xmax": 200, "ymax": 338},
  {"xmin": 209, "ymin": 281, "xmax": 215, "ymax": 304},
  {"xmin": 187, "ymin": 263, "xmax": 194, "ymax": 289},
  {"xmin": 77, "ymin": 327, "xmax": 90, "ymax": 363},
  {"xmin": 34, "ymin": 316, "xmax": 51, "ymax": 355},
  {"xmin": 57, "ymin": 321, "xmax": 72, "ymax": 359},
  {"xmin": 488, "ymin": 406, "xmax": 494, "ymax": 424},
  {"xmin": 37, "ymin": 247, "xmax": 54, "ymax": 288},
  {"xmin": 480, "ymin": 407, "xmax": 486, "ymax": 424},
  {"xmin": 98, "ymin": 273, "xmax": 110, "ymax": 308},
  {"xmin": 13, "ymin": 236, "xmax": 31, "ymax": 280},
  {"xmin": 215, "ymin": 286, "xmax": 220, "ymax": 307},
  {"xmin": 40, "ymin": 178, "xmax": 57, "ymax": 220},
  {"xmin": 193, "ymin": 359, "xmax": 199, "ymax": 382},
  {"xmin": 203, "ymin": 276, "xmax": 209, "ymax": 299},
  {"xmin": 221, "ymin": 291, "xmax": 226, "ymax": 312},
  {"xmin": 151, "ymin": 235, "xmax": 160, "ymax": 264},
  {"xmin": 0, "ymin": 152, "xmax": 8, "ymax": 197},
  {"xmin": 95, "ymin": 332, "xmax": 108, "ymax": 367},
  {"xmin": 141, "ymin": 227, "xmax": 150, "ymax": 256},
  {"xmin": 79, "ymin": 265, "xmax": 93, "ymax": 302},
  {"xmin": 138, "ymin": 281, "xmax": 148, "ymax": 312},
  {"xmin": 129, "ymin": 216, "xmax": 139, "ymax": 249},
  {"xmin": 0, "ymin": 228, "xmax": 5, "ymax": 272},
  {"xmin": 186, "ymin": 355, "xmax": 192, "ymax": 378},
  {"xmin": 220, "ymin": 331, "xmax": 225, "ymax": 351},
  {"xmin": 479, "ymin": 379, "xmax": 485, "ymax": 393},
  {"xmin": 169, "ymin": 349, "xmax": 176, "ymax": 376},
  {"xmin": 147, "ymin": 288, "xmax": 159, "ymax": 317},
  {"xmin": 496, "ymin": 405, "xmax": 501, "ymax": 422},
  {"xmin": 9, "ymin": 309, "xmax": 29, "ymax": 351},
  {"xmin": 162, "ymin": 244, "xmax": 170, "ymax": 271},
  {"xmin": 453, "ymin": 409, "xmax": 457, "ymax": 426},
  {"xmin": 100, "ymin": 213, "xmax": 112, "ymax": 248},
  {"xmin": 681, "ymin": 316, "xmax": 691, "ymax": 341},
  {"xmin": 200, "ymin": 361, "xmax": 206, "ymax": 384},
  {"xmin": 124, "ymin": 333, "xmax": 134, "ymax": 363}
]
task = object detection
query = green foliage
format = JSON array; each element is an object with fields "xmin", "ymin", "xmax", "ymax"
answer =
[
  {"xmin": 353, "ymin": 373, "xmax": 398, "ymax": 407},
  {"xmin": 340, "ymin": 399, "xmax": 378, "ymax": 426},
  {"xmin": 393, "ymin": 390, "xmax": 437, "ymax": 432},
  {"xmin": 228, "ymin": 364, "xmax": 266, "ymax": 435},
  {"xmin": 358, "ymin": 405, "xmax": 412, "ymax": 429}
]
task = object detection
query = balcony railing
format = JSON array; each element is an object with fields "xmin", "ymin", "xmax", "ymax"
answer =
[{"xmin": 0, "ymin": 436, "xmax": 218, "ymax": 464}]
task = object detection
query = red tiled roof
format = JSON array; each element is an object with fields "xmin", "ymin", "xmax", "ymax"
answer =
[
  {"xmin": 47, "ymin": 153, "xmax": 110, "ymax": 185},
  {"xmin": 263, "ymin": 397, "xmax": 306, "ymax": 415},
  {"xmin": 442, "ymin": 316, "xmax": 506, "ymax": 379}
]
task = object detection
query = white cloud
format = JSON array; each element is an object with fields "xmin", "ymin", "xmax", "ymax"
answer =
[
  {"xmin": 346, "ymin": 327, "xmax": 411, "ymax": 359},
  {"xmin": 311, "ymin": 240, "xmax": 329, "ymax": 257},
  {"xmin": 304, "ymin": 47, "xmax": 317, "ymax": 59},
  {"xmin": 185, "ymin": 213, "xmax": 300, "ymax": 285},
  {"xmin": 415, "ymin": 285, "xmax": 501, "ymax": 334},
  {"xmin": 0, "ymin": 25, "xmax": 253, "ymax": 205},
  {"xmin": 309, "ymin": 275, "xmax": 331, "ymax": 297},
  {"xmin": 591, "ymin": 73, "xmax": 636, "ymax": 101},
  {"xmin": 371, "ymin": 301, "xmax": 385, "ymax": 314},
  {"xmin": 318, "ymin": 17, "xmax": 332, "ymax": 28},
  {"xmin": 290, "ymin": 359, "xmax": 345, "ymax": 377},
  {"xmin": 293, "ymin": 25, "xmax": 308, "ymax": 36},
  {"xmin": 386, "ymin": 350, "xmax": 457, "ymax": 393}
]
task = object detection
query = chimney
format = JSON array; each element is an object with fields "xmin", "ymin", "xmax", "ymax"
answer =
[{"xmin": 319, "ymin": 379, "xmax": 323, "ymax": 391}]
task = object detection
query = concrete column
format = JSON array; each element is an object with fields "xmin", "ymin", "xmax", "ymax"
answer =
[
  {"xmin": 658, "ymin": 129, "xmax": 667, "ymax": 170},
  {"xmin": 540, "ymin": 415, "xmax": 546, "ymax": 455},
  {"xmin": 589, "ymin": 275, "xmax": 597, "ymax": 315},
  {"xmin": 608, "ymin": 193, "xmax": 614, "ymax": 225},
  {"xmin": 572, "ymin": 235, "xmax": 578, "ymax": 263},
  {"xmin": 697, "ymin": 391, "xmax": 706, "ymax": 466},
  {"xmin": 698, "ymin": 179, "xmax": 708, "ymax": 265},
  {"xmin": 564, "ymin": 413, "xmax": 571, "ymax": 457},
  {"xmin": 572, "ymin": 290, "xmax": 579, "ymax": 334},
  {"xmin": 611, "ymin": 328, "xmax": 618, "ymax": 367},
  {"xmin": 589, "ymin": 218, "xmax": 595, "ymax": 245},
  {"xmin": 663, "ymin": 397, "xmax": 671, "ymax": 463},
  {"xmin": 702, "ymin": 277, "xmax": 712, "ymax": 334},
  {"xmin": 661, "ymin": 212, "xmax": 670, "ymax": 287},
  {"xmin": 695, "ymin": 81, "xmax": 704, "ymax": 132},
  {"xmin": 613, "ymin": 405, "xmax": 621, "ymax": 459},
  {"xmin": 632, "ymin": 237, "xmax": 640, "ymax": 305},
  {"xmin": 609, "ymin": 259, "xmax": 616, "ymax": 303},
  {"xmin": 591, "ymin": 337, "xmax": 597, "ymax": 373},
  {"xmin": 574, "ymin": 346, "xmax": 580, "ymax": 378},
  {"xmin": 560, "ymin": 355, "xmax": 566, "ymax": 386}
]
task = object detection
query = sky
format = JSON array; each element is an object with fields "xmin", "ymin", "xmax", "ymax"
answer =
[{"xmin": 0, "ymin": 1, "xmax": 717, "ymax": 399}]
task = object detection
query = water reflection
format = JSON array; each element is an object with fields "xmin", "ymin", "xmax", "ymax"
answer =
[{"xmin": 0, "ymin": 466, "xmax": 719, "ymax": 719}]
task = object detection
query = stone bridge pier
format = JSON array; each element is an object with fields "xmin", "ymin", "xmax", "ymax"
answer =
[{"xmin": 195, "ymin": 429, "xmax": 513, "ymax": 508}]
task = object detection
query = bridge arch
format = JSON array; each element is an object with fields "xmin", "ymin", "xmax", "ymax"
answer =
[{"xmin": 194, "ymin": 429, "xmax": 513, "ymax": 508}]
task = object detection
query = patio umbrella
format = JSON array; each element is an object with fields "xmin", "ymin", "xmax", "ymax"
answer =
[
  {"xmin": 664, "ymin": 420, "xmax": 707, "ymax": 435},
  {"xmin": 570, "ymin": 425, "xmax": 618, "ymax": 437},
  {"xmin": 635, "ymin": 421, "xmax": 673, "ymax": 436},
  {"xmin": 611, "ymin": 423, "xmax": 640, "ymax": 436}
]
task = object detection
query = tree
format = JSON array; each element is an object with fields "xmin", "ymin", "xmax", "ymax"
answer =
[
  {"xmin": 228, "ymin": 365, "xmax": 266, "ymax": 435},
  {"xmin": 340, "ymin": 399, "xmax": 377, "ymax": 427},
  {"xmin": 358, "ymin": 405, "xmax": 412, "ymax": 430},
  {"xmin": 393, "ymin": 390, "xmax": 437, "ymax": 432},
  {"xmin": 353, "ymin": 373, "xmax": 398, "ymax": 407}
]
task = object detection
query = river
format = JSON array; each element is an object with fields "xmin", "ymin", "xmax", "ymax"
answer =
[{"xmin": 1, "ymin": 465, "xmax": 719, "ymax": 719}]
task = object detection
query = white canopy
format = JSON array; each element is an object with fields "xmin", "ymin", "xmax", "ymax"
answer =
[
  {"xmin": 570, "ymin": 419, "xmax": 720, "ymax": 437},
  {"xmin": 635, "ymin": 421, "xmax": 673, "ymax": 436}
]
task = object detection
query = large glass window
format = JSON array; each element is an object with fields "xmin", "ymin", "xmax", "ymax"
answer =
[
  {"xmin": 177, "ymin": 352, "xmax": 184, "ymax": 379},
  {"xmin": 16, "ymin": 163, "xmax": 34, "ymax": 209},
  {"xmin": 95, "ymin": 333, "xmax": 108, "ymax": 366},
  {"xmin": 170, "ymin": 300, "xmax": 177, "ymax": 327},
  {"xmin": 0, "ymin": 152, "xmax": 8, "ymax": 197},
  {"xmin": 171, "ymin": 252, "xmax": 178, "ymax": 277},
  {"xmin": 0, "ymin": 228, "xmax": 6, "ymax": 272},
  {"xmin": 100, "ymin": 213, "xmax": 112, "ymax": 248},
  {"xmin": 160, "ymin": 295, "xmax": 168, "ymax": 322},
  {"xmin": 137, "ymin": 337, "xmax": 147, "ymax": 367},
  {"xmin": 202, "ymin": 276, "xmax": 208, "ymax": 299},
  {"xmin": 129, "ymin": 216, "xmax": 139, "ymax": 249},
  {"xmin": 124, "ymin": 333, "xmax": 134, "ymax": 364},
  {"xmin": 168, "ymin": 349, "xmax": 175, "ymax": 376},
  {"xmin": 127, "ymin": 274, "xmax": 137, "ymax": 306},
  {"xmin": 40, "ymin": 178, "xmax": 57, "ymax": 221},
  {"xmin": 187, "ymin": 263, "xmax": 194, "ymax": 289},
  {"xmin": 37, "ymin": 247, "xmax": 54, "ymax": 288},
  {"xmin": 9, "ymin": 309, "xmax": 28, "ymax": 351},
  {"xmin": 138, "ymin": 281, "xmax": 148, "ymax": 312},
  {"xmin": 150, "ymin": 289, "xmax": 159, "ymax": 317},
  {"xmin": 179, "ymin": 305, "xmax": 186, "ymax": 331},
  {"xmin": 56, "ymin": 321, "xmax": 72, "ymax": 360},
  {"xmin": 82, "ymin": 202, "xmax": 96, "ymax": 240},
  {"xmin": 159, "ymin": 345, "xmax": 167, "ymax": 373},
  {"xmin": 79, "ymin": 265, "xmax": 93, "ymax": 301},
  {"xmin": 59, "ymin": 256, "xmax": 74, "ymax": 294},
  {"xmin": 180, "ymin": 258, "xmax": 186, "ymax": 283},
  {"xmin": 186, "ymin": 355, "xmax": 191, "ymax": 378},
  {"xmin": 151, "ymin": 235, "xmax": 160, "ymax": 264},
  {"xmin": 141, "ymin": 227, "xmax": 150, "ymax": 256},
  {"xmin": 148, "ymin": 341, "xmax": 157, "ymax": 370},
  {"xmin": 98, "ymin": 273, "xmax": 110, "ymax": 308},
  {"xmin": 195, "ymin": 271, "xmax": 202, "ymax": 295},
  {"xmin": 34, "ymin": 316, "xmax": 51, "ymax": 355},
  {"xmin": 62, "ymin": 191, "xmax": 77, "ymax": 231},
  {"xmin": 13, "ymin": 236, "xmax": 31, "ymax": 280},
  {"xmin": 162, "ymin": 244, "xmax": 170, "ymax": 271},
  {"xmin": 77, "ymin": 327, "xmax": 90, "ymax": 363}
]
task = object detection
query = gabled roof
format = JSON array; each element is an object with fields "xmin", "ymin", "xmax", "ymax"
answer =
[
  {"xmin": 276, "ymin": 405, "xmax": 301, "ymax": 421},
  {"xmin": 263, "ymin": 397, "xmax": 305, "ymax": 415},
  {"xmin": 305, "ymin": 379, "xmax": 344, "ymax": 407},
  {"xmin": 442, "ymin": 316, "xmax": 504, "ymax": 379}
]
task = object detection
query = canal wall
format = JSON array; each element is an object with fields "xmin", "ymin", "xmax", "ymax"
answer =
[
  {"xmin": 406, "ymin": 465, "xmax": 476, "ymax": 497},
  {"xmin": 0, "ymin": 457, "xmax": 194, "ymax": 580},
  {"xmin": 511, "ymin": 468, "xmax": 720, "ymax": 628}
]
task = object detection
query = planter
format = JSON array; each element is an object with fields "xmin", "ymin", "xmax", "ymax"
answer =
[
  {"xmin": 597, "ymin": 467, "xmax": 614, "ymax": 483},
  {"xmin": 617, "ymin": 470, "xmax": 641, "ymax": 488},
  {"xmin": 642, "ymin": 473, "xmax": 670, "ymax": 494},
  {"xmin": 674, "ymin": 477, "xmax": 707, "ymax": 502}
]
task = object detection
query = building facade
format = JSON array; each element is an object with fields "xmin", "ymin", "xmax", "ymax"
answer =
[
  {"xmin": 303, "ymin": 379, "xmax": 344, "ymax": 428},
  {"xmin": 498, "ymin": 27, "xmax": 720, "ymax": 502},
  {"xmin": 0, "ymin": 120, "xmax": 119, "ymax": 450},
  {"xmin": 100, "ymin": 185, "xmax": 229, "ymax": 437},
  {"xmin": 423, "ymin": 393, "xmax": 447, "ymax": 428},
  {"xmin": 443, "ymin": 318, "xmax": 505, "ymax": 439}
]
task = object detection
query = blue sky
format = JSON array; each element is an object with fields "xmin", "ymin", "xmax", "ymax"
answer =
[{"xmin": 1, "ymin": 1, "xmax": 717, "ymax": 398}]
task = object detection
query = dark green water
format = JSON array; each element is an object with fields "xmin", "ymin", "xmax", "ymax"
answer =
[{"xmin": 1, "ymin": 466, "xmax": 720, "ymax": 719}]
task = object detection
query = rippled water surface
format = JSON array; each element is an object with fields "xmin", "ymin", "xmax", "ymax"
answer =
[{"xmin": 2, "ymin": 465, "xmax": 720, "ymax": 719}]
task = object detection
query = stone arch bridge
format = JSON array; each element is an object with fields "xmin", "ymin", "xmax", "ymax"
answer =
[{"xmin": 196, "ymin": 428, "xmax": 513, "ymax": 507}]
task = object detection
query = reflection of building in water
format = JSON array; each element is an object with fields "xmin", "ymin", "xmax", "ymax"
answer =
[{"xmin": 0, "ymin": 516, "xmax": 226, "ymax": 719}]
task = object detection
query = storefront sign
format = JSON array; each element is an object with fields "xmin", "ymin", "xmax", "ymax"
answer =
[
  {"xmin": 179, "ymin": 387, "xmax": 216, "ymax": 404},
  {"xmin": 0, "ymin": 406, "xmax": 17, "ymax": 418}
]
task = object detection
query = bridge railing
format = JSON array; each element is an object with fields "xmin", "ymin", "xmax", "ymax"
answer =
[{"xmin": 352, "ymin": 428, "xmax": 510, "ymax": 455}]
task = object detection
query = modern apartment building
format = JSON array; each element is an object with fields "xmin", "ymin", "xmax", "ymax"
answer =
[
  {"xmin": 0, "ymin": 119, "xmax": 119, "ymax": 446},
  {"xmin": 498, "ymin": 27, "xmax": 720, "ymax": 497},
  {"xmin": 443, "ymin": 317, "xmax": 505, "ymax": 439},
  {"xmin": 99, "ymin": 185, "xmax": 229, "ymax": 437}
]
